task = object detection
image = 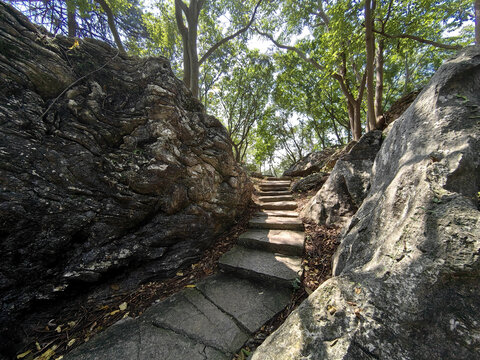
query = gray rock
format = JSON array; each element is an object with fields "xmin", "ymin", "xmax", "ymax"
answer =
[
  {"xmin": 291, "ymin": 172, "xmax": 329, "ymax": 193},
  {"xmin": 253, "ymin": 46, "xmax": 480, "ymax": 359},
  {"xmin": 282, "ymin": 148, "xmax": 338, "ymax": 177},
  {"xmin": 300, "ymin": 130, "xmax": 383, "ymax": 228},
  {"xmin": 0, "ymin": 2, "xmax": 252, "ymax": 348}
]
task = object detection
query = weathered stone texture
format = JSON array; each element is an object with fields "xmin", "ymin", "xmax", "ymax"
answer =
[
  {"xmin": 300, "ymin": 130, "xmax": 383, "ymax": 227},
  {"xmin": 0, "ymin": 1, "xmax": 251, "ymax": 343},
  {"xmin": 253, "ymin": 47, "xmax": 480, "ymax": 360}
]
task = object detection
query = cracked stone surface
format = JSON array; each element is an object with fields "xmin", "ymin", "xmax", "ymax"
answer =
[
  {"xmin": 140, "ymin": 287, "xmax": 249, "ymax": 354},
  {"xmin": 196, "ymin": 274, "xmax": 291, "ymax": 333},
  {"xmin": 219, "ymin": 245, "xmax": 302, "ymax": 286},
  {"xmin": 65, "ymin": 274, "xmax": 292, "ymax": 359},
  {"xmin": 65, "ymin": 317, "xmax": 228, "ymax": 360}
]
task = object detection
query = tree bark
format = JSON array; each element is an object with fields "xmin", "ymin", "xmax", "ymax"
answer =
[
  {"xmin": 66, "ymin": 0, "xmax": 77, "ymax": 37},
  {"xmin": 175, "ymin": 0, "xmax": 261, "ymax": 99},
  {"xmin": 404, "ymin": 55, "xmax": 410, "ymax": 95},
  {"xmin": 375, "ymin": 38, "xmax": 384, "ymax": 127},
  {"xmin": 96, "ymin": 0, "xmax": 126, "ymax": 55},
  {"xmin": 365, "ymin": 0, "xmax": 376, "ymax": 131},
  {"xmin": 475, "ymin": 0, "xmax": 480, "ymax": 45}
]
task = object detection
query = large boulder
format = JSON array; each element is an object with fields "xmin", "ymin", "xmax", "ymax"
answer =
[
  {"xmin": 300, "ymin": 130, "xmax": 383, "ymax": 227},
  {"xmin": 0, "ymin": 2, "xmax": 251, "ymax": 338},
  {"xmin": 253, "ymin": 47, "xmax": 480, "ymax": 359},
  {"xmin": 291, "ymin": 172, "xmax": 329, "ymax": 193},
  {"xmin": 282, "ymin": 148, "xmax": 337, "ymax": 177}
]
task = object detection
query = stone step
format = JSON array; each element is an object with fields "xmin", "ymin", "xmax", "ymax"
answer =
[
  {"xmin": 255, "ymin": 190, "xmax": 291, "ymax": 196},
  {"xmin": 258, "ymin": 201, "xmax": 297, "ymax": 210},
  {"xmin": 260, "ymin": 181, "xmax": 290, "ymax": 187},
  {"xmin": 249, "ymin": 216, "xmax": 304, "ymax": 231},
  {"xmin": 255, "ymin": 210, "xmax": 299, "ymax": 218},
  {"xmin": 219, "ymin": 246, "xmax": 303, "ymax": 287},
  {"xmin": 258, "ymin": 185, "xmax": 290, "ymax": 192},
  {"xmin": 238, "ymin": 229, "xmax": 304, "ymax": 256},
  {"xmin": 257, "ymin": 194, "xmax": 294, "ymax": 203},
  {"xmin": 265, "ymin": 176, "xmax": 291, "ymax": 181}
]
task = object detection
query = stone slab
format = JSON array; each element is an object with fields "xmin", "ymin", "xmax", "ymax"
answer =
[
  {"xmin": 265, "ymin": 177, "xmax": 291, "ymax": 181},
  {"xmin": 219, "ymin": 246, "xmax": 303, "ymax": 286},
  {"xmin": 256, "ymin": 190, "xmax": 291, "ymax": 196},
  {"xmin": 65, "ymin": 318, "xmax": 228, "ymax": 360},
  {"xmin": 257, "ymin": 195, "xmax": 294, "ymax": 203},
  {"xmin": 258, "ymin": 201, "xmax": 297, "ymax": 210},
  {"xmin": 196, "ymin": 274, "xmax": 291, "ymax": 333},
  {"xmin": 238, "ymin": 229, "xmax": 305, "ymax": 256},
  {"xmin": 249, "ymin": 216, "xmax": 304, "ymax": 231},
  {"xmin": 255, "ymin": 210, "xmax": 299, "ymax": 218},
  {"xmin": 260, "ymin": 181, "xmax": 291, "ymax": 186},
  {"xmin": 140, "ymin": 288, "xmax": 249, "ymax": 354}
]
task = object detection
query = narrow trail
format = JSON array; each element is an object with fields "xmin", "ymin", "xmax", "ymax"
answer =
[{"xmin": 65, "ymin": 177, "xmax": 306, "ymax": 360}]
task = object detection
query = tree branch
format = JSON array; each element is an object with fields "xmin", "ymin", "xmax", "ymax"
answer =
[
  {"xmin": 254, "ymin": 28, "xmax": 325, "ymax": 71},
  {"xmin": 373, "ymin": 29, "xmax": 462, "ymax": 50},
  {"xmin": 199, "ymin": 0, "xmax": 262, "ymax": 65},
  {"xmin": 174, "ymin": 0, "xmax": 188, "ymax": 36}
]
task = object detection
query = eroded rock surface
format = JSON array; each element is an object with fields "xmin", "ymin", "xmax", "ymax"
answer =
[
  {"xmin": 300, "ymin": 130, "xmax": 383, "ymax": 227},
  {"xmin": 282, "ymin": 148, "xmax": 337, "ymax": 177},
  {"xmin": 253, "ymin": 47, "xmax": 480, "ymax": 360},
  {"xmin": 0, "ymin": 2, "xmax": 251, "ymax": 347}
]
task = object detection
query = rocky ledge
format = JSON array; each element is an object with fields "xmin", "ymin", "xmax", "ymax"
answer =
[{"xmin": 0, "ymin": 2, "xmax": 251, "ymax": 350}]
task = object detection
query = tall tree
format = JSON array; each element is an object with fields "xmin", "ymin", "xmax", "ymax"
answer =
[
  {"xmin": 8, "ymin": 0, "xmax": 145, "ymax": 53},
  {"xmin": 476, "ymin": 0, "xmax": 480, "ymax": 44},
  {"xmin": 212, "ymin": 50, "xmax": 274, "ymax": 162},
  {"xmin": 173, "ymin": 0, "xmax": 262, "ymax": 98},
  {"xmin": 365, "ymin": 0, "xmax": 377, "ymax": 131},
  {"xmin": 96, "ymin": 0, "xmax": 126, "ymax": 54}
]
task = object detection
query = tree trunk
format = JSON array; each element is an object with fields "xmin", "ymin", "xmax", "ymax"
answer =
[
  {"xmin": 365, "ymin": 0, "xmax": 376, "ymax": 131},
  {"xmin": 353, "ymin": 101, "xmax": 362, "ymax": 141},
  {"xmin": 375, "ymin": 38, "xmax": 385, "ymax": 127},
  {"xmin": 97, "ymin": 0, "xmax": 126, "ymax": 55},
  {"xmin": 475, "ymin": 0, "xmax": 480, "ymax": 44},
  {"xmin": 66, "ymin": 0, "xmax": 77, "ymax": 37},
  {"xmin": 331, "ymin": 117, "xmax": 344, "ymax": 145},
  {"xmin": 176, "ymin": 0, "xmax": 261, "ymax": 99},
  {"xmin": 404, "ymin": 55, "xmax": 410, "ymax": 95}
]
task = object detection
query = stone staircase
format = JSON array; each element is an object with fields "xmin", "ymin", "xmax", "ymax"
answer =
[
  {"xmin": 219, "ymin": 177, "xmax": 305, "ymax": 287},
  {"xmin": 65, "ymin": 177, "xmax": 306, "ymax": 360}
]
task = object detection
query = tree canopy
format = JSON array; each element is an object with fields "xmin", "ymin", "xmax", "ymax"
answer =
[{"xmin": 9, "ymin": 0, "xmax": 477, "ymax": 173}]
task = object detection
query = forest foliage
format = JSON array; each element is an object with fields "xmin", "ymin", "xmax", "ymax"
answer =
[{"xmin": 8, "ymin": 0, "xmax": 478, "ymax": 174}]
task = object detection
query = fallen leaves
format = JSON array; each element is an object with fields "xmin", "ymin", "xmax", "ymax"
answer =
[
  {"xmin": 327, "ymin": 305, "xmax": 337, "ymax": 315},
  {"xmin": 16, "ymin": 350, "xmax": 32, "ymax": 359},
  {"xmin": 67, "ymin": 339, "xmax": 76, "ymax": 347},
  {"xmin": 17, "ymin": 203, "xmax": 258, "ymax": 360}
]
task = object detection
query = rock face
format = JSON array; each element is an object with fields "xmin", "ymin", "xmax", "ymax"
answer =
[
  {"xmin": 252, "ymin": 46, "xmax": 480, "ymax": 359},
  {"xmin": 300, "ymin": 130, "xmax": 383, "ymax": 227},
  {"xmin": 282, "ymin": 148, "xmax": 337, "ymax": 177},
  {"xmin": 291, "ymin": 172, "xmax": 329, "ymax": 193},
  {"xmin": 0, "ymin": 1, "xmax": 251, "ymax": 338}
]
